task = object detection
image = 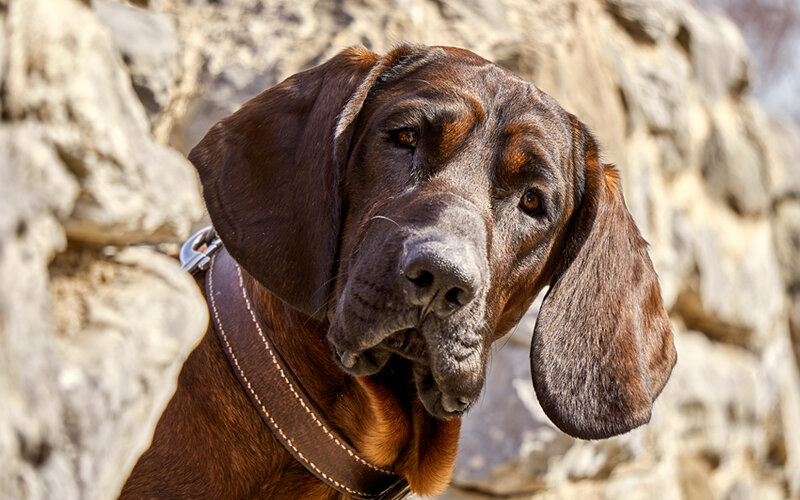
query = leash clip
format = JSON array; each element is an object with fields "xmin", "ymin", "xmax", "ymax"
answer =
[{"xmin": 180, "ymin": 226, "xmax": 222, "ymax": 274}]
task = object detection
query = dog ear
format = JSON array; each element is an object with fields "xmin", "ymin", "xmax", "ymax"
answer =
[
  {"xmin": 530, "ymin": 117, "xmax": 677, "ymax": 439},
  {"xmin": 189, "ymin": 47, "xmax": 391, "ymax": 319}
]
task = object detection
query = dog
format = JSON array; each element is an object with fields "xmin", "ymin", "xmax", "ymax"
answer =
[{"xmin": 120, "ymin": 44, "xmax": 676, "ymax": 499}]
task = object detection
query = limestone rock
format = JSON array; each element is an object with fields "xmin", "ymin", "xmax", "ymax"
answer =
[
  {"xmin": 680, "ymin": 7, "xmax": 751, "ymax": 102},
  {"xmin": 94, "ymin": 0, "xmax": 180, "ymax": 123},
  {"xmin": 671, "ymin": 174, "xmax": 784, "ymax": 345},
  {"xmin": 451, "ymin": 344, "xmax": 572, "ymax": 495},
  {"xmin": 613, "ymin": 43, "xmax": 690, "ymax": 140},
  {"xmin": 702, "ymin": 100, "xmax": 771, "ymax": 216},
  {"xmin": 769, "ymin": 118, "xmax": 800, "ymax": 200},
  {"xmin": 605, "ymin": 0, "xmax": 684, "ymax": 44},
  {"xmin": 49, "ymin": 247, "xmax": 208, "ymax": 499},
  {"xmin": 773, "ymin": 200, "xmax": 800, "ymax": 287},
  {"xmin": 774, "ymin": 199, "xmax": 800, "ymax": 369},
  {"xmin": 789, "ymin": 289, "xmax": 800, "ymax": 375},
  {"xmin": 0, "ymin": 123, "xmax": 208, "ymax": 500},
  {"xmin": 5, "ymin": 0, "xmax": 203, "ymax": 245},
  {"xmin": 180, "ymin": 61, "xmax": 281, "ymax": 154},
  {"xmin": 0, "ymin": 127, "xmax": 78, "ymax": 500}
]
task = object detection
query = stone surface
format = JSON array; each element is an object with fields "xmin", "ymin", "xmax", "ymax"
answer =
[
  {"xmin": 702, "ymin": 100, "xmax": 772, "ymax": 216},
  {"xmin": 681, "ymin": 7, "xmax": 751, "ymax": 102},
  {"xmin": 769, "ymin": 118, "xmax": 800, "ymax": 200},
  {"xmin": 49, "ymin": 247, "xmax": 208, "ymax": 499},
  {"xmin": 671, "ymin": 173, "xmax": 784, "ymax": 346},
  {"xmin": 94, "ymin": 0, "xmax": 180, "ymax": 123},
  {"xmin": 605, "ymin": 0, "xmax": 684, "ymax": 44},
  {"xmin": 0, "ymin": 126, "xmax": 78, "ymax": 500},
  {"xmin": 5, "ymin": 0, "xmax": 203, "ymax": 245},
  {"xmin": 1, "ymin": 0, "xmax": 207, "ymax": 499},
  {"xmin": 773, "ymin": 201, "xmax": 800, "ymax": 287}
]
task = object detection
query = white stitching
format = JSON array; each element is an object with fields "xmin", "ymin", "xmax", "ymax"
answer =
[
  {"xmin": 208, "ymin": 255, "xmax": 378, "ymax": 498},
  {"xmin": 231, "ymin": 263, "xmax": 396, "ymax": 476}
]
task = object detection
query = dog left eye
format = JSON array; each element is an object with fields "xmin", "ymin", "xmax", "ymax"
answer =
[
  {"xmin": 390, "ymin": 128, "xmax": 419, "ymax": 149},
  {"xmin": 519, "ymin": 189, "xmax": 545, "ymax": 216}
]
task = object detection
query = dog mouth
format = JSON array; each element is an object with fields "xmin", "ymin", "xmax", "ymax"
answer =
[
  {"xmin": 333, "ymin": 328, "xmax": 426, "ymax": 374},
  {"xmin": 331, "ymin": 327, "xmax": 478, "ymax": 418}
]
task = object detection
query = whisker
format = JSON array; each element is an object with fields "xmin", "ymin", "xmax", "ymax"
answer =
[{"xmin": 369, "ymin": 215, "xmax": 402, "ymax": 228}]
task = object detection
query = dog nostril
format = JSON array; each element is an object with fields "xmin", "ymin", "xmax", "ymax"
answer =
[
  {"xmin": 444, "ymin": 286, "xmax": 467, "ymax": 308},
  {"xmin": 406, "ymin": 269, "xmax": 434, "ymax": 289}
]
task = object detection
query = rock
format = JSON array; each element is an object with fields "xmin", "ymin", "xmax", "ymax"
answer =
[
  {"xmin": 680, "ymin": 7, "xmax": 751, "ymax": 102},
  {"xmin": 0, "ymin": 127, "xmax": 78, "ymax": 500},
  {"xmin": 612, "ymin": 43, "xmax": 690, "ymax": 139},
  {"xmin": 608, "ymin": 40, "xmax": 691, "ymax": 178},
  {"xmin": 773, "ymin": 200, "xmax": 800, "ymax": 287},
  {"xmin": 763, "ymin": 329, "xmax": 800, "ymax": 497},
  {"xmin": 774, "ymin": 199, "xmax": 800, "ymax": 369},
  {"xmin": 93, "ymin": 0, "xmax": 180, "ymax": 123},
  {"xmin": 664, "ymin": 332, "xmax": 769, "ymax": 467},
  {"xmin": 605, "ymin": 0, "xmax": 684, "ymax": 44},
  {"xmin": 789, "ymin": 289, "xmax": 800, "ymax": 377},
  {"xmin": 5, "ymin": 0, "xmax": 203, "ymax": 245},
  {"xmin": 769, "ymin": 118, "xmax": 800, "ymax": 200},
  {"xmin": 0, "ymin": 124, "xmax": 208, "ymax": 500},
  {"xmin": 0, "ymin": 14, "xmax": 6, "ymax": 86},
  {"xmin": 671, "ymin": 173, "xmax": 784, "ymax": 345},
  {"xmin": 1, "ymin": 2, "xmax": 208, "ymax": 498},
  {"xmin": 49, "ymin": 247, "xmax": 208, "ymax": 499},
  {"xmin": 702, "ymin": 100, "xmax": 771, "ymax": 216}
]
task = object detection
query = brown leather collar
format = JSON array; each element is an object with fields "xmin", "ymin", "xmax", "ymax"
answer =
[{"xmin": 206, "ymin": 248, "xmax": 411, "ymax": 499}]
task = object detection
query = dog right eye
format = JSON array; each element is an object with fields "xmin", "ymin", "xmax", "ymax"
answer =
[{"xmin": 390, "ymin": 128, "xmax": 419, "ymax": 149}]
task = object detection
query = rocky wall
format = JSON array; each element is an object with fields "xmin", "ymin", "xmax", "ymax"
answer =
[
  {"xmin": 1, "ymin": 0, "xmax": 798, "ymax": 498},
  {"xmin": 0, "ymin": 0, "xmax": 206, "ymax": 498}
]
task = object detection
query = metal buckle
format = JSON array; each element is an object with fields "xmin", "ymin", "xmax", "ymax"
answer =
[
  {"xmin": 379, "ymin": 480, "xmax": 413, "ymax": 500},
  {"xmin": 180, "ymin": 226, "xmax": 222, "ymax": 274}
]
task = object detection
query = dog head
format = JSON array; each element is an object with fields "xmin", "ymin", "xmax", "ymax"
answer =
[{"xmin": 189, "ymin": 45, "xmax": 676, "ymax": 439}]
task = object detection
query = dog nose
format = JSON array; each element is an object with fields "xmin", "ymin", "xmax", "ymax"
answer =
[{"xmin": 402, "ymin": 239, "xmax": 480, "ymax": 316}]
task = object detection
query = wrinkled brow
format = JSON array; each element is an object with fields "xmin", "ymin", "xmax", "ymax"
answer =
[{"xmin": 498, "ymin": 123, "xmax": 560, "ymax": 182}]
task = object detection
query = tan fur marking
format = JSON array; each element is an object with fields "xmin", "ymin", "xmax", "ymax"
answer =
[
  {"xmin": 603, "ymin": 165, "xmax": 621, "ymax": 190},
  {"xmin": 351, "ymin": 377, "xmax": 412, "ymax": 467},
  {"xmin": 395, "ymin": 398, "xmax": 461, "ymax": 496}
]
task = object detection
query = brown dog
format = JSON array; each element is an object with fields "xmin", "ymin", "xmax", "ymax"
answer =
[{"xmin": 121, "ymin": 45, "xmax": 676, "ymax": 499}]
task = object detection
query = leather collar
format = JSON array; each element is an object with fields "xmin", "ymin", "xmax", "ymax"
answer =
[{"xmin": 206, "ymin": 248, "xmax": 411, "ymax": 499}]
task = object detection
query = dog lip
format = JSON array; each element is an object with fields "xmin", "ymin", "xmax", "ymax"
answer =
[
  {"xmin": 440, "ymin": 393, "xmax": 472, "ymax": 414},
  {"xmin": 338, "ymin": 350, "xmax": 359, "ymax": 369}
]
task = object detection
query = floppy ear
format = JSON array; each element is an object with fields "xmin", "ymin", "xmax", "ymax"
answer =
[
  {"xmin": 530, "ymin": 118, "xmax": 677, "ymax": 439},
  {"xmin": 188, "ymin": 47, "xmax": 390, "ymax": 318}
]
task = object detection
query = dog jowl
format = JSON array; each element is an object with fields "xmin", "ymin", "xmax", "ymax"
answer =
[{"xmin": 191, "ymin": 44, "xmax": 677, "ymax": 439}]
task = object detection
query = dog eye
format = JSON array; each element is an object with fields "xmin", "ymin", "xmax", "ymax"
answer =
[
  {"xmin": 390, "ymin": 128, "xmax": 418, "ymax": 149},
  {"xmin": 519, "ymin": 189, "xmax": 545, "ymax": 216}
]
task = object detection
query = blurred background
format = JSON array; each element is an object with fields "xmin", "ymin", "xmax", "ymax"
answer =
[{"xmin": 1, "ymin": 0, "xmax": 799, "ymax": 498}]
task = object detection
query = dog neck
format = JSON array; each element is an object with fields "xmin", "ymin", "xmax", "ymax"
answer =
[{"xmin": 243, "ymin": 273, "xmax": 461, "ymax": 497}]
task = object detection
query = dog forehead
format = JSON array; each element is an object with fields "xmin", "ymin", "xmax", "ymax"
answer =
[{"xmin": 374, "ymin": 49, "xmax": 568, "ymax": 132}]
